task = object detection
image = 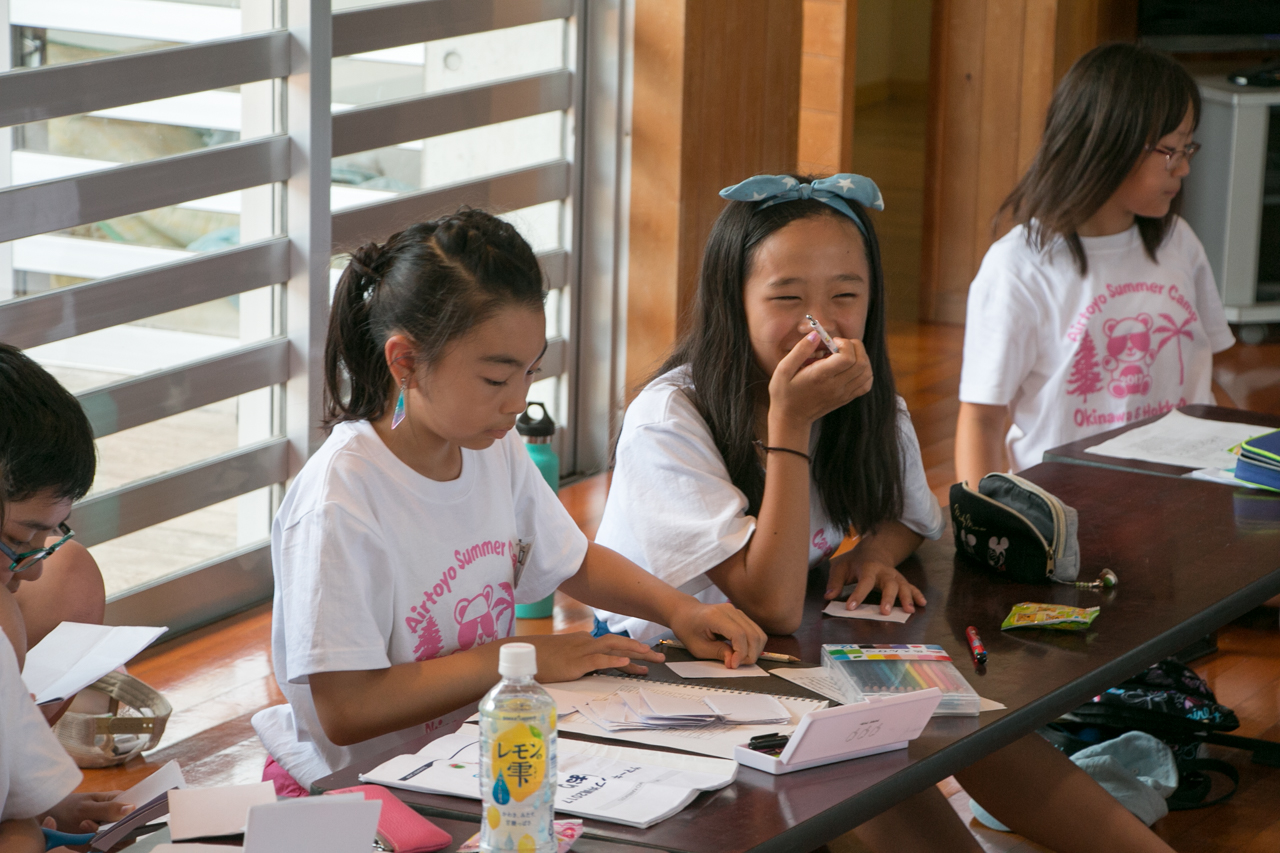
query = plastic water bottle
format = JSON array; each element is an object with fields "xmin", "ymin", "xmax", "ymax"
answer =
[
  {"xmin": 479, "ymin": 642, "xmax": 556, "ymax": 853},
  {"xmin": 514, "ymin": 403, "xmax": 557, "ymax": 619}
]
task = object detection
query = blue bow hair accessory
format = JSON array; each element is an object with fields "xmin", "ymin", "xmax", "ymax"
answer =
[{"xmin": 718, "ymin": 174, "xmax": 884, "ymax": 234}]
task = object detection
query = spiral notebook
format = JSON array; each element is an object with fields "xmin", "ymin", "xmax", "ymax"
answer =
[{"xmin": 547, "ymin": 674, "xmax": 828, "ymax": 760}]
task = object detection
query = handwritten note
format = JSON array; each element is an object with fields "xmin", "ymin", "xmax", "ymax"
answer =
[{"xmin": 1085, "ymin": 409, "xmax": 1273, "ymax": 470}]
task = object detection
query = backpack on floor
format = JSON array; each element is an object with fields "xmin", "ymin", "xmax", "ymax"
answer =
[{"xmin": 1041, "ymin": 659, "xmax": 1280, "ymax": 810}]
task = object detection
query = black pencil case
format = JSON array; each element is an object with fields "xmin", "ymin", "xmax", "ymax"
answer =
[{"xmin": 949, "ymin": 473, "xmax": 1079, "ymax": 584}]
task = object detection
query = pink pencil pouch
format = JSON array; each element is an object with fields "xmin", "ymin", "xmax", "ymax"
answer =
[{"xmin": 325, "ymin": 784, "xmax": 452, "ymax": 853}]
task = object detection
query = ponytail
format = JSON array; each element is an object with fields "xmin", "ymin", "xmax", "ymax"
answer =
[{"xmin": 323, "ymin": 210, "xmax": 545, "ymax": 426}]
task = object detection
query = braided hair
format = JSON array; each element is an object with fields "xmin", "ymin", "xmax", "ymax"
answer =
[{"xmin": 324, "ymin": 209, "xmax": 545, "ymax": 426}]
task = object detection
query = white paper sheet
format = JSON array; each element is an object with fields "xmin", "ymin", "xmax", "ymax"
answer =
[
  {"xmin": 822, "ymin": 601, "xmax": 913, "ymax": 623},
  {"xmin": 242, "ymin": 796, "xmax": 380, "ymax": 853},
  {"xmin": 979, "ymin": 697, "xmax": 1007, "ymax": 712},
  {"xmin": 168, "ymin": 782, "xmax": 275, "ymax": 841},
  {"xmin": 665, "ymin": 661, "xmax": 768, "ymax": 679},
  {"xmin": 21, "ymin": 622, "xmax": 165, "ymax": 705},
  {"xmin": 701, "ymin": 692, "xmax": 789, "ymax": 724},
  {"xmin": 97, "ymin": 760, "xmax": 186, "ymax": 831},
  {"xmin": 768, "ymin": 667, "xmax": 848, "ymax": 704},
  {"xmin": 360, "ymin": 729, "xmax": 736, "ymax": 828},
  {"xmin": 550, "ymin": 675, "xmax": 827, "ymax": 759},
  {"xmin": 1084, "ymin": 409, "xmax": 1274, "ymax": 470},
  {"xmin": 637, "ymin": 687, "xmax": 717, "ymax": 720}
]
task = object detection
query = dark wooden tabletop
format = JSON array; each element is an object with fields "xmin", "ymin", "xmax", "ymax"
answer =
[
  {"xmin": 1042, "ymin": 404, "xmax": 1280, "ymax": 477},
  {"xmin": 314, "ymin": 461, "xmax": 1280, "ymax": 853}
]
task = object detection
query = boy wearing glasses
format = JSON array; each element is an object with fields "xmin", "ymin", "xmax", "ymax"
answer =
[{"xmin": 0, "ymin": 343, "xmax": 103, "ymax": 683}]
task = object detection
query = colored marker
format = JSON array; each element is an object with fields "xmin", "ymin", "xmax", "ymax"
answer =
[{"xmin": 966, "ymin": 626, "xmax": 988, "ymax": 665}]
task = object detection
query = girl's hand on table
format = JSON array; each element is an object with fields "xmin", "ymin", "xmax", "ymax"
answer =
[
  {"xmin": 825, "ymin": 557, "xmax": 927, "ymax": 616},
  {"xmin": 668, "ymin": 601, "xmax": 767, "ymax": 669},
  {"xmin": 526, "ymin": 632, "xmax": 665, "ymax": 680},
  {"xmin": 769, "ymin": 333, "xmax": 873, "ymax": 433}
]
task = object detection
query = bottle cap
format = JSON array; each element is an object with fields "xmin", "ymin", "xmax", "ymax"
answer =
[
  {"xmin": 516, "ymin": 402, "xmax": 556, "ymax": 439},
  {"xmin": 498, "ymin": 642, "xmax": 538, "ymax": 677}
]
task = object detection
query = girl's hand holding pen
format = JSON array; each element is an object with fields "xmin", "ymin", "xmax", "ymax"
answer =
[{"xmin": 769, "ymin": 332, "xmax": 873, "ymax": 432}]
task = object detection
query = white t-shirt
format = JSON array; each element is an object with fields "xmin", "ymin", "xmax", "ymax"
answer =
[
  {"xmin": 254, "ymin": 422, "xmax": 588, "ymax": 788},
  {"xmin": 960, "ymin": 218, "xmax": 1234, "ymax": 472},
  {"xmin": 593, "ymin": 367, "xmax": 945, "ymax": 641},
  {"xmin": 0, "ymin": 633, "xmax": 80, "ymax": 821}
]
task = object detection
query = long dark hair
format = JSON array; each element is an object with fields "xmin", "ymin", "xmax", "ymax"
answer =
[
  {"xmin": 999, "ymin": 42, "xmax": 1201, "ymax": 274},
  {"xmin": 660, "ymin": 192, "xmax": 903, "ymax": 537},
  {"xmin": 325, "ymin": 208, "xmax": 545, "ymax": 425},
  {"xmin": 0, "ymin": 344, "xmax": 96, "ymax": 503}
]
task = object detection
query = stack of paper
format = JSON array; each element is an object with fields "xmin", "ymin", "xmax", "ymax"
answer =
[
  {"xmin": 571, "ymin": 687, "xmax": 789, "ymax": 731},
  {"xmin": 360, "ymin": 729, "xmax": 737, "ymax": 829},
  {"xmin": 542, "ymin": 676, "xmax": 828, "ymax": 760}
]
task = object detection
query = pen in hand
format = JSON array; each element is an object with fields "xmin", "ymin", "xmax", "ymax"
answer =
[{"xmin": 806, "ymin": 315, "xmax": 840, "ymax": 355}]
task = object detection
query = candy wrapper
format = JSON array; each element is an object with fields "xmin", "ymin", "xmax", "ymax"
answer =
[
  {"xmin": 1001, "ymin": 602, "xmax": 1100, "ymax": 631},
  {"xmin": 459, "ymin": 819, "xmax": 584, "ymax": 853}
]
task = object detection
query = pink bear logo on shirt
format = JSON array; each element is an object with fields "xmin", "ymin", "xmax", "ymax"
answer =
[
  {"xmin": 1101, "ymin": 314, "xmax": 1155, "ymax": 399},
  {"xmin": 454, "ymin": 583, "xmax": 517, "ymax": 650}
]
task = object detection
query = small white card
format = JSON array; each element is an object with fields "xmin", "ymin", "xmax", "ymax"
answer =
[
  {"xmin": 98, "ymin": 759, "xmax": 186, "ymax": 831},
  {"xmin": 822, "ymin": 601, "xmax": 913, "ymax": 623},
  {"xmin": 168, "ymin": 782, "xmax": 275, "ymax": 841},
  {"xmin": 980, "ymin": 697, "xmax": 1007, "ymax": 712},
  {"xmin": 666, "ymin": 661, "xmax": 768, "ymax": 679},
  {"xmin": 243, "ymin": 796, "xmax": 380, "ymax": 853}
]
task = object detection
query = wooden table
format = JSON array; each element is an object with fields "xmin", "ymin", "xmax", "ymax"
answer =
[
  {"xmin": 1042, "ymin": 403, "xmax": 1280, "ymax": 477},
  {"xmin": 314, "ymin": 462, "xmax": 1280, "ymax": 853}
]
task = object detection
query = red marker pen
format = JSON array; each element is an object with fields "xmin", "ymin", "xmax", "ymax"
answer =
[{"xmin": 966, "ymin": 626, "xmax": 987, "ymax": 665}]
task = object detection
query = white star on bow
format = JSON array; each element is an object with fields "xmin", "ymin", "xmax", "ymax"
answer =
[
  {"xmin": 751, "ymin": 191, "xmax": 766, "ymax": 200},
  {"xmin": 781, "ymin": 176, "xmax": 798, "ymax": 187},
  {"xmin": 835, "ymin": 177, "xmax": 856, "ymax": 192}
]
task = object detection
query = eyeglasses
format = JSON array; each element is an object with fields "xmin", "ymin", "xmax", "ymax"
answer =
[
  {"xmin": 1145, "ymin": 142, "xmax": 1201, "ymax": 172},
  {"xmin": 1, "ymin": 522, "xmax": 75, "ymax": 573}
]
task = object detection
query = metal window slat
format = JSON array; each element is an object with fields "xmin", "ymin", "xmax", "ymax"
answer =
[
  {"xmin": 331, "ymin": 160, "xmax": 571, "ymax": 249},
  {"xmin": 70, "ymin": 438, "xmax": 289, "ymax": 549},
  {"xmin": 332, "ymin": 69, "xmax": 573, "ymax": 158},
  {"xmin": 78, "ymin": 339, "xmax": 290, "ymax": 439},
  {"xmin": 333, "ymin": 0, "xmax": 574, "ymax": 58},
  {"xmin": 0, "ymin": 137, "xmax": 291, "ymax": 244},
  {"xmin": 104, "ymin": 542, "xmax": 272, "ymax": 639},
  {"xmin": 538, "ymin": 249, "xmax": 568, "ymax": 291},
  {"xmin": 541, "ymin": 336, "xmax": 566, "ymax": 377},
  {"xmin": 0, "ymin": 239, "xmax": 290, "ymax": 351},
  {"xmin": 0, "ymin": 32, "xmax": 290, "ymax": 129}
]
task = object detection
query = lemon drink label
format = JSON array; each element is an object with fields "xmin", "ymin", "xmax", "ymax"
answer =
[{"xmin": 481, "ymin": 712, "xmax": 556, "ymax": 853}]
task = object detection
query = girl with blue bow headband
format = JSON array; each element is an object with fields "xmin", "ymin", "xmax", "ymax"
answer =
[{"xmin": 594, "ymin": 174, "xmax": 1176, "ymax": 853}]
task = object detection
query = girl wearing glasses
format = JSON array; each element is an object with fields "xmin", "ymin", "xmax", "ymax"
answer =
[{"xmin": 955, "ymin": 43, "xmax": 1235, "ymax": 485}]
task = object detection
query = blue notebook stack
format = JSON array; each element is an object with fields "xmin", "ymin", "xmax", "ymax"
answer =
[{"xmin": 1234, "ymin": 429, "xmax": 1280, "ymax": 492}]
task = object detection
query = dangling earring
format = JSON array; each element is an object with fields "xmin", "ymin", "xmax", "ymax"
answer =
[{"xmin": 391, "ymin": 378, "xmax": 407, "ymax": 429}]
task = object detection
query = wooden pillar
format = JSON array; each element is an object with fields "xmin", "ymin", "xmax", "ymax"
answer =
[
  {"xmin": 625, "ymin": 0, "xmax": 803, "ymax": 397},
  {"xmin": 919, "ymin": 0, "xmax": 1134, "ymax": 324},
  {"xmin": 799, "ymin": 0, "xmax": 858, "ymax": 175}
]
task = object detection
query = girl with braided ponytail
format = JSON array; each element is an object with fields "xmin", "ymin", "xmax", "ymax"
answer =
[{"xmin": 254, "ymin": 209, "xmax": 765, "ymax": 793}]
